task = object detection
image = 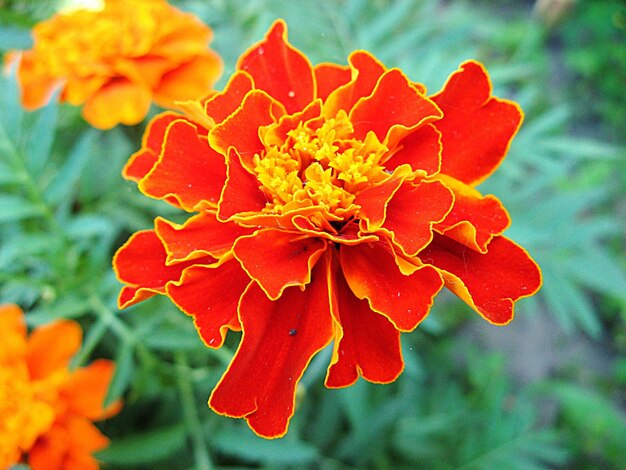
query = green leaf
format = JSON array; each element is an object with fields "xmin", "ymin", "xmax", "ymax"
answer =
[
  {"xmin": 97, "ymin": 423, "xmax": 187, "ymax": 465},
  {"xmin": 212, "ymin": 427, "xmax": 319, "ymax": 465},
  {"xmin": 0, "ymin": 195, "xmax": 41, "ymax": 222},
  {"xmin": 44, "ymin": 130, "xmax": 96, "ymax": 205},
  {"xmin": 104, "ymin": 340, "xmax": 135, "ymax": 408}
]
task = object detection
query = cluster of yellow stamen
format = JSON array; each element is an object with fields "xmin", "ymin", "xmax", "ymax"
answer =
[{"xmin": 253, "ymin": 110, "xmax": 389, "ymax": 218}]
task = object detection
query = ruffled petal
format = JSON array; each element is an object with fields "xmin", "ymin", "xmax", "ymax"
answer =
[
  {"xmin": 323, "ymin": 50, "xmax": 386, "ymax": 117},
  {"xmin": 209, "ymin": 257, "xmax": 334, "ymax": 438},
  {"xmin": 26, "ymin": 319, "xmax": 81, "ymax": 380},
  {"xmin": 153, "ymin": 51, "xmax": 223, "ymax": 107},
  {"xmin": 340, "ymin": 241, "xmax": 443, "ymax": 331},
  {"xmin": 233, "ymin": 229, "xmax": 327, "ymax": 300},
  {"xmin": 355, "ymin": 165, "xmax": 412, "ymax": 230},
  {"xmin": 431, "ymin": 60, "xmax": 523, "ymax": 185},
  {"xmin": 155, "ymin": 212, "xmax": 252, "ymax": 263},
  {"xmin": 167, "ymin": 258, "xmax": 248, "ymax": 348},
  {"xmin": 385, "ymin": 123, "xmax": 441, "ymax": 176},
  {"xmin": 325, "ymin": 258, "xmax": 403, "ymax": 387},
  {"xmin": 217, "ymin": 148, "xmax": 268, "ymax": 220},
  {"xmin": 419, "ymin": 234, "xmax": 542, "ymax": 325},
  {"xmin": 314, "ymin": 62, "xmax": 351, "ymax": 102},
  {"xmin": 0, "ymin": 304, "xmax": 27, "ymax": 364},
  {"xmin": 382, "ymin": 179, "xmax": 454, "ymax": 256},
  {"xmin": 237, "ymin": 20, "xmax": 315, "ymax": 114},
  {"xmin": 82, "ymin": 78, "xmax": 152, "ymax": 130},
  {"xmin": 113, "ymin": 230, "xmax": 208, "ymax": 308},
  {"xmin": 434, "ymin": 174, "xmax": 510, "ymax": 253},
  {"xmin": 350, "ymin": 68, "xmax": 442, "ymax": 149},
  {"xmin": 61, "ymin": 359, "xmax": 121, "ymax": 420},
  {"xmin": 204, "ymin": 71, "xmax": 254, "ymax": 124},
  {"xmin": 139, "ymin": 119, "xmax": 226, "ymax": 210},
  {"xmin": 123, "ymin": 112, "xmax": 181, "ymax": 183},
  {"xmin": 209, "ymin": 90, "xmax": 285, "ymax": 168}
]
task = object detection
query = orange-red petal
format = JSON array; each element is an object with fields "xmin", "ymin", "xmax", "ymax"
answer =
[
  {"xmin": 155, "ymin": 212, "xmax": 252, "ymax": 263},
  {"xmin": 383, "ymin": 179, "xmax": 454, "ymax": 256},
  {"xmin": 26, "ymin": 319, "xmax": 81, "ymax": 380},
  {"xmin": 233, "ymin": 229, "xmax": 327, "ymax": 300},
  {"xmin": 204, "ymin": 71, "xmax": 254, "ymax": 124},
  {"xmin": 385, "ymin": 123, "xmax": 442, "ymax": 176},
  {"xmin": 123, "ymin": 112, "xmax": 181, "ymax": 183},
  {"xmin": 113, "ymin": 230, "xmax": 205, "ymax": 308},
  {"xmin": 419, "ymin": 234, "xmax": 542, "ymax": 325},
  {"xmin": 166, "ymin": 259, "xmax": 248, "ymax": 348},
  {"xmin": 340, "ymin": 242, "xmax": 443, "ymax": 331},
  {"xmin": 139, "ymin": 119, "xmax": 225, "ymax": 210},
  {"xmin": 431, "ymin": 60, "xmax": 523, "ymax": 186},
  {"xmin": 325, "ymin": 258, "xmax": 403, "ymax": 387},
  {"xmin": 209, "ymin": 90, "xmax": 284, "ymax": 169},
  {"xmin": 209, "ymin": 258, "xmax": 334, "ymax": 438},
  {"xmin": 237, "ymin": 20, "xmax": 315, "ymax": 114},
  {"xmin": 217, "ymin": 148, "xmax": 268, "ymax": 221},
  {"xmin": 314, "ymin": 62, "xmax": 351, "ymax": 102},
  {"xmin": 434, "ymin": 175, "xmax": 510, "ymax": 253},
  {"xmin": 323, "ymin": 51, "xmax": 386, "ymax": 117},
  {"xmin": 350, "ymin": 68, "xmax": 442, "ymax": 149}
]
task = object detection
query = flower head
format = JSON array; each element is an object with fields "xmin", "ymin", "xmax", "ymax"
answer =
[
  {"xmin": 0, "ymin": 304, "xmax": 121, "ymax": 469},
  {"xmin": 7, "ymin": 0, "xmax": 222, "ymax": 129},
  {"xmin": 113, "ymin": 20, "xmax": 541, "ymax": 438}
]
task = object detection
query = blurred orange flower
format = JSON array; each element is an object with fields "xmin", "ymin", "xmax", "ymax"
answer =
[
  {"xmin": 6, "ymin": 0, "xmax": 222, "ymax": 129},
  {"xmin": 113, "ymin": 20, "xmax": 541, "ymax": 438},
  {"xmin": 0, "ymin": 304, "xmax": 121, "ymax": 469}
]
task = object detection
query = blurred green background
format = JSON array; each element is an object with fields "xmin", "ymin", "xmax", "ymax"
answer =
[{"xmin": 0, "ymin": 0, "xmax": 624, "ymax": 468}]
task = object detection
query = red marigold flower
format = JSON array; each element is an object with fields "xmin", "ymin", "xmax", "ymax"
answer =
[
  {"xmin": 6, "ymin": 0, "xmax": 222, "ymax": 129},
  {"xmin": 0, "ymin": 304, "xmax": 121, "ymax": 469},
  {"xmin": 113, "ymin": 20, "xmax": 542, "ymax": 438}
]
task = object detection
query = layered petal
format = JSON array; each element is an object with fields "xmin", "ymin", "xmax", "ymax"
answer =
[
  {"xmin": 326, "ymin": 258, "xmax": 403, "ymax": 387},
  {"xmin": 113, "ymin": 230, "xmax": 208, "ymax": 308},
  {"xmin": 233, "ymin": 229, "xmax": 327, "ymax": 299},
  {"xmin": 385, "ymin": 123, "xmax": 442, "ymax": 176},
  {"xmin": 155, "ymin": 212, "xmax": 252, "ymax": 263},
  {"xmin": 238, "ymin": 20, "xmax": 315, "ymax": 113},
  {"xmin": 167, "ymin": 259, "xmax": 248, "ymax": 348},
  {"xmin": 123, "ymin": 112, "xmax": 181, "ymax": 183},
  {"xmin": 204, "ymin": 71, "xmax": 254, "ymax": 124},
  {"xmin": 350, "ymin": 68, "xmax": 442, "ymax": 149},
  {"xmin": 382, "ymin": 179, "xmax": 454, "ymax": 256},
  {"xmin": 323, "ymin": 51, "xmax": 386, "ymax": 117},
  {"xmin": 431, "ymin": 60, "xmax": 523, "ymax": 185},
  {"xmin": 419, "ymin": 234, "xmax": 542, "ymax": 324},
  {"xmin": 434, "ymin": 174, "xmax": 510, "ymax": 252},
  {"xmin": 140, "ymin": 119, "xmax": 226, "ymax": 210},
  {"xmin": 209, "ymin": 90, "xmax": 285, "ymax": 168},
  {"xmin": 340, "ymin": 242, "xmax": 443, "ymax": 331},
  {"xmin": 209, "ymin": 257, "xmax": 334, "ymax": 438},
  {"xmin": 217, "ymin": 148, "xmax": 268, "ymax": 221},
  {"xmin": 314, "ymin": 63, "xmax": 351, "ymax": 102}
]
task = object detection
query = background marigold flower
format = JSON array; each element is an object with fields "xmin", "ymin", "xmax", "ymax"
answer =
[
  {"xmin": 113, "ymin": 20, "xmax": 542, "ymax": 438},
  {"xmin": 0, "ymin": 304, "xmax": 121, "ymax": 469},
  {"xmin": 6, "ymin": 0, "xmax": 222, "ymax": 129}
]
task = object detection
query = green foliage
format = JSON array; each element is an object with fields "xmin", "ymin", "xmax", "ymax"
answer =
[{"xmin": 1, "ymin": 1, "xmax": 624, "ymax": 469}]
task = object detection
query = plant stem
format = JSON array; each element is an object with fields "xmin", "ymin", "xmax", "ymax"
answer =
[{"xmin": 174, "ymin": 351, "xmax": 213, "ymax": 470}]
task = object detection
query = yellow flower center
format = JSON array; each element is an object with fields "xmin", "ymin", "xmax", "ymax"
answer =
[{"xmin": 253, "ymin": 110, "xmax": 389, "ymax": 219}]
